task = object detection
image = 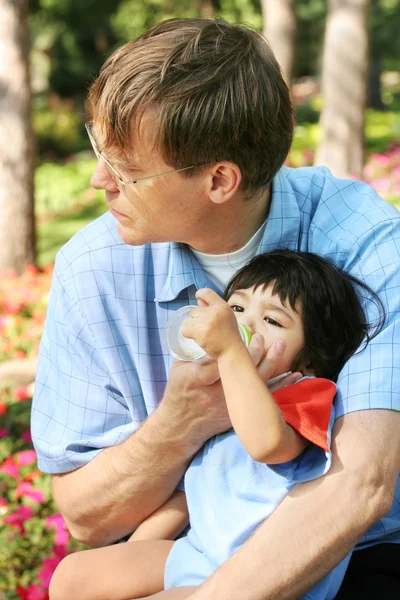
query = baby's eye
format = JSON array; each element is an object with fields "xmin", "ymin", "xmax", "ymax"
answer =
[
  {"xmin": 231, "ymin": 305, "xmax": 244, "ymax": 313},
  {"xmin": 264, "ymin": 316, "xmax": 282, "ymax": 327}
]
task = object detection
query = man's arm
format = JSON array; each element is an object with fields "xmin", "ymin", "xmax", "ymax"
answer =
[
  {"xmin": 51, "ymin": 359, "xmax": 226, "ymax": 548},
  {"xmin": 188, "ymin": 409, "xmax": 400, "ymax": 600}
]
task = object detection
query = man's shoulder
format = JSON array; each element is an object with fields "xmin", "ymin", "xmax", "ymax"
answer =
[
  {"xmin": 54, "ymin": 211, "xmax": 124, "ymax": 276},
  {"xmin": 53, "ymin": 212, "xmax": 174, "ymax": 299},
  {"xmin": 283, "ymin": 165, "xmax": 400, "ymax": 244}
]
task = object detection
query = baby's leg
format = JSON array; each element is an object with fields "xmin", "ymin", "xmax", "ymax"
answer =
[{"xmin": 49, "ymin": 539, "xmax": 174, "ymax": 600}]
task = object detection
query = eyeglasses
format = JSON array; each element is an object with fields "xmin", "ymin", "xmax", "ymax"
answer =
[{"xmin": 85, "ymin": 122, "xmax": 202, "ymax": 187}]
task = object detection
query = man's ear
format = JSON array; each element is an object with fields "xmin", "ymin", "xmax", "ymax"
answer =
[{"xmin": 208, "ymin": 162, "xmax": 242, "ymax": 205}]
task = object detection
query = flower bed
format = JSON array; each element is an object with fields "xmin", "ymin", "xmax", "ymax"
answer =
[{"xmin": 0, "ymin": 266, "xmax": 84, "ymax": 600}]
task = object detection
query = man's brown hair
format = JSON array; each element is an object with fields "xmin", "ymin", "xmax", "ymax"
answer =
[{"xmin": 89, "ymin": 18, "xmax": 294, "ymax": 192}]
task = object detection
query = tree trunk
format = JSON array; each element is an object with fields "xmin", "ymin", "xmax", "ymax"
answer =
[
  {"xmin": 0, "ymin": 0, "xmax": 36, "ymax": 274},
  {"xmin": 262, "ymin": 0, "xmax": 296, "ymax": 87},
  {"xmin": 314, "ymin": 0, "xmax": 370, "ymax": 179}
]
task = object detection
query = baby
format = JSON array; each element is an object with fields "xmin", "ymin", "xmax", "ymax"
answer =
[{"xmin": 49, "ymin": 250, "xmax": 384, "ymax": 600}]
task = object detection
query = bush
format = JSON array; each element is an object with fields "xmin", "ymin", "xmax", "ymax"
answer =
[
  {"xmin": 33, "ymin": 96, "xmax": 87, "ymax": 159},
  {"xmin": 35, "ymin": 157, "xmax": 102, "ymax": 216}
]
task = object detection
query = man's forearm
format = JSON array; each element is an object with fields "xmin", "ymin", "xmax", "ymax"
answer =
[
  {"xmin": 52, "ymin": 406, "xmax": 196, "ymax": 548},
  {"xmin": 189, "ymin": 410, "xmax": 399, "ymax": 600}
]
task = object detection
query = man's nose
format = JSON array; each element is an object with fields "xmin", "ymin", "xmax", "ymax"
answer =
[{"xmin": 90, "ymin": 159, "xmax": 119, "ymax": 192}]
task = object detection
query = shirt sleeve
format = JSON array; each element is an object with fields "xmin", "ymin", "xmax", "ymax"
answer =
[
  {"xmin": 31, "ymin": 260, "xmax": 138, "ymax": 474},
  {"xmin": 335, "ymin": 212, "xmax": 400, "ymax": 417}
]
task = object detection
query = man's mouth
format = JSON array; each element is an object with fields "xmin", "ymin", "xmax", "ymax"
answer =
[{"xmin": 109, "ymin": 206, "xmax": 130, "ymax": 220}]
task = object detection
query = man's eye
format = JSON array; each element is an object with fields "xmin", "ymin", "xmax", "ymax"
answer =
[
  {"xmin": 264, "ymin": 317, "xmax": 282, "ymax": 327},
  {"xmin": 231, "ymin": 305, "xmax": 244, "ymax": 313}
]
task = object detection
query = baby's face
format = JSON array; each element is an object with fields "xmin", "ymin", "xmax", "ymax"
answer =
[{"xmin": 227, "ymin": 284, "xmax": 306, "ymax": 377}]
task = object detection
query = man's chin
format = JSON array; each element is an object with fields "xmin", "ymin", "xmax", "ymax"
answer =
[{"xmin": 116, "ymin": 221, "xmax": 160, "ymax": 247}]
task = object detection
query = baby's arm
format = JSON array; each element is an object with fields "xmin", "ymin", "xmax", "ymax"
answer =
[
  {"xmin": 182, "ymin": 289, "xmax": 308, "ymax": 465},
  {"xmin": 129, "ymin": 489, "xmax": 189, "ymax": 541},
  {"xmin": 217, "ymin": 343, "xmax": 309, "ymax": 464}
]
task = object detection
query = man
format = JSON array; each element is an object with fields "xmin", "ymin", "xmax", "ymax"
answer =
[{"xmin": 32, "ymin": 18, "xmax": 400, "ymax": 599}]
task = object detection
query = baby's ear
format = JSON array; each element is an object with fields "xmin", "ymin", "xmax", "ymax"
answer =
[
  {"xmin": 294, "ymin": 354, "xmax": 315, "ymax": 377},
  {"xmin": 302, "ymin": 364, "xmax": 316, "ymax": 377}
]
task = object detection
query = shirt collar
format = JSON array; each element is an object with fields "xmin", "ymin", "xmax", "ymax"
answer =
[{"xmin": 155, "ymin": 167, "xmax": 301, "ymax": 303}]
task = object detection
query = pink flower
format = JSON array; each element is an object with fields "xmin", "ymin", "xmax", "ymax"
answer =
[
  {"xmin": 46, "ymin": 513, "xmax": 70, "ymax": 546},
  {"xmin": 4, "ymin": 505, "xmax": 34, "ymax": 534},
  {"xmin": 0, "ymin": 428, "xmax": 9, "ymax": 438},
  {"xmin": 0, "ymin": 268, "xmax": 17, "ymax": 279},
  {"xmin": 15, "ymin": 387, "xmax": 31, "ymax": 401},
  {"xmin": 0, "ymin": 455, "xmax": 19, "ymax": 478},
  {"xmin": 15, "ymin": 481, "xmax": 45, "ymax": 504},
  {"xmin": 21, "ymin": 428, "xmax": 32, "ymax": 443},
  {"xmin": 37, "ymin": 548, "xmax": 68, "ymax": 588},
  {"xmin": 16, "ymin": 449, "xmax": 37, "ymax": 466},
  {"xmin": 370, "ymin": 178, "xmax": 391, "ymax": 196}
]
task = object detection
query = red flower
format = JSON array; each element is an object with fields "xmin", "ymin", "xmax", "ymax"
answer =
[
  {"xmin": 0, "ymin": 455, "xmax": 19, "ymax": 478},
  {"xmin": 0, "ymin": 402, "xmax": 7, "ymax": 416},
  {"xmin": 24, "ymin": 265, "xmax": 40, "ymax": 277},
  {"xmin": 15, "ymin": 386, "xmax": 30, "ymax": 401}
]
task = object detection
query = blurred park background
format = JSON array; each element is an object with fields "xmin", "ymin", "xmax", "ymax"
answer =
[{"xmin": 0, "ymin": 1, "xmax": 399, "ymax": 598}]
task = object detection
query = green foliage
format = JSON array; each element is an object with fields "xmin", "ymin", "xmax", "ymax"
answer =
[
  {"xmin": 31, "ymin": 0, "xmax": 124, "ymax": 99},
  {"xmin": 365, "ymin": 109, "xmax": 400, "ymax": 152},
  {"xmin": 33, "ymin": 96, "xmax": 86, "ymax": 157},
  {"xmin": 37, "ymin": 199, "xmax": 107, "ymax": 266},
  {"xmin": 35, "ymin": 157, "xmax": 102, "ymax": 215},
  {"xmin": 112, "ymin": 0, "xmax": 194, "ymax": 41}
]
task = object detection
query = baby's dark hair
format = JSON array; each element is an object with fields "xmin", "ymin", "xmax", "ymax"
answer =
[{"xmin": 224, "ymin": 250, "xmax": 385, "ymax": 381}]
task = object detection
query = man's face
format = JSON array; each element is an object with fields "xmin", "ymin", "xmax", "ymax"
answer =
[{"xmin": 90, "ymin": 115, "xmax": 210, "ymax": 247}]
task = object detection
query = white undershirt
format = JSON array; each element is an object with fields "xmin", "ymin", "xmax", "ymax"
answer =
[{"xmin": 190, "ymin": 220, "xmax": 267, "ymax": 290}]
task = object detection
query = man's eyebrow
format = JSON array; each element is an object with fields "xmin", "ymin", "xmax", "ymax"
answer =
[{"xmin": 108, "ymin": 150, "xmax": 141, "ymax": 169}]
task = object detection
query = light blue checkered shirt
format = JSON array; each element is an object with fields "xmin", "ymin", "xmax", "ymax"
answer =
[{"xmin": 31, "ymin": 165, "xmax": 400, "ymax": 547}]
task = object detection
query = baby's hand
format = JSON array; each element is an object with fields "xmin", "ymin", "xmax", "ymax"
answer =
[{"xmin": 181, "ymin": 288, "xmax": 243, "ymax": 360}]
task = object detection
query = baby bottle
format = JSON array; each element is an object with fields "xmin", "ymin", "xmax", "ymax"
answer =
[{"xmin": 165, "ymin": 305, "xmax": 252, "ymax": 362}]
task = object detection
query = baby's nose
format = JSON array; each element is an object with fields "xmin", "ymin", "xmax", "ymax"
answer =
[{"xmin": 237, "ymin": 314, "xmax": 255, "ymax": 334}]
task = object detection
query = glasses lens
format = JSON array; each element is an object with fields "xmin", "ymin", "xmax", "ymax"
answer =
[{"xmin": 86, "ymin": 124, "xmax": 101, "ymax": 159}]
